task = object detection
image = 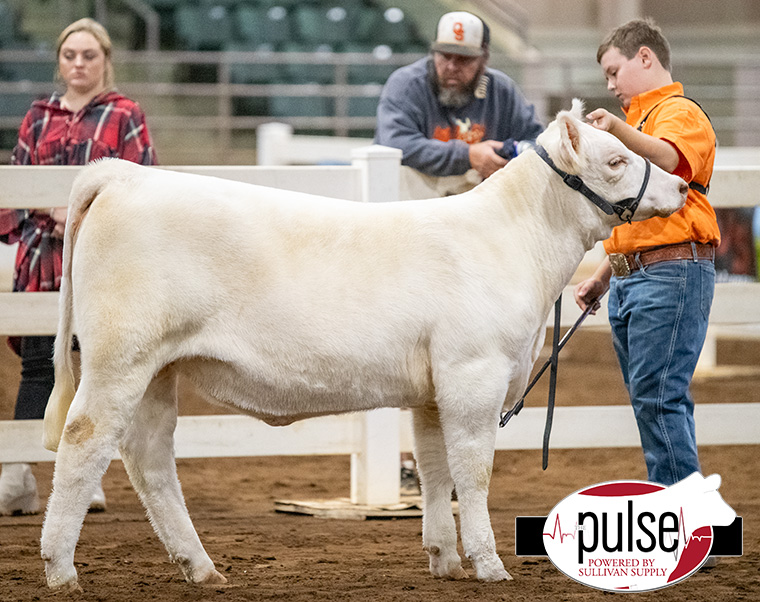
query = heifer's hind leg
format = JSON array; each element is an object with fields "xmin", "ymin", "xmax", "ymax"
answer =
[
  {"xmin": 119, "ymin": 369, "xmax": 225, "ymax": 585},
  {"xmin": 411, "ymin": 405, "xmax": 467, "ymax": 579},
  {"xmin": 41, "ymin": 376, "xmax": 150, "ymax": 591},
  {"xmin": 437, "ymin": 372, "xmax": 512, "ymax": 582}
]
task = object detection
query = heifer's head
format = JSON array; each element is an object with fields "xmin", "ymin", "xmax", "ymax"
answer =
[{"xmin": 536, "ymin": 99, "xmax": 687, "ymax": 225}]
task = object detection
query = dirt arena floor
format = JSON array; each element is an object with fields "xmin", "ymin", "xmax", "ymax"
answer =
[{"xmin": 1, "ymin": 332, "xmax": 759, "ymax": 601}]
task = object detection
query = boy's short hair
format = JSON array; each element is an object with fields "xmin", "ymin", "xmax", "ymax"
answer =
[{"xmin": 597, "ymin": 18, "xmax": 671, "ymax": 72}]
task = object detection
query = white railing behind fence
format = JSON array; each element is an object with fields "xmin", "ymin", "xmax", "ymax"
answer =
[{"xmin": 1, "ymin": 147, "xmax": 758, "ymax": 506}]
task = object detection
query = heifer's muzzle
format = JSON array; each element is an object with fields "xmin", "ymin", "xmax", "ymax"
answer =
[{"xmin": 535, "ymin": 145, "xmax": 651, "ymax": 224}]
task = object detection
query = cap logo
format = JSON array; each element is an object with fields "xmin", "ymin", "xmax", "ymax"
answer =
[{"xmin": 453, "ymin": 22, "xmax": 464, "ymax": 41}]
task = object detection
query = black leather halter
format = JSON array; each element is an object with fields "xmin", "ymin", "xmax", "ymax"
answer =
[{"xmin": 535, "ymin": 145, "xmax": 651, "ymax": 224}]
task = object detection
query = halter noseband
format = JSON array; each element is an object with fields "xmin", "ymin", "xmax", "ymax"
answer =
[{"xmin": 535, "ymin": 145, "xmax": 651, "ymax": 224}]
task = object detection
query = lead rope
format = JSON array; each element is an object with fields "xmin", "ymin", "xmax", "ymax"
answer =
[
  {"xmin": 542, "ymin": 295, "xmax": 562, "ymax": 470},
  {"xmin": 499, "ymin": 294, "xmax": 602, "ymax": 469}
]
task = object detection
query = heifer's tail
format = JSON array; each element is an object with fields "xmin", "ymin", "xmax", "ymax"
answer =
[{"xmin": 42, "ymin": 159, "xmax": 123, "ymax": 452}]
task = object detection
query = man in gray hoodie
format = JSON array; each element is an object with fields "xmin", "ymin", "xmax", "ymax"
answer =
[{"xmin": 375, "ymin": 11, "xmax": 543, "ymax": 179}]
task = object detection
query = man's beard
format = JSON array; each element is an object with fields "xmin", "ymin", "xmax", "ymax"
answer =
[{"xmin": 437, "ymin": 85, "xmax": 475, "ymax": 109}]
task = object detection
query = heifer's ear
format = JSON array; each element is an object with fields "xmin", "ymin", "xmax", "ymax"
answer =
[
  {"xmin": 570, "ymin": 98, "xmax": 585, "ymax": 121},
  {"xmin": 566, "ymin": 119, "xmax": 581, "ymax": 152},
  {"xmin": 553, "ymin": 112, "xmax": 584, "ymax": 173}
]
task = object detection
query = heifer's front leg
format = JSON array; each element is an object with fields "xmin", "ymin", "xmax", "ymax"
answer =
[
  {"xmin": 411, "ymin": 406, "xmax": 467, "ymax": 579},
  {"xmin": 438, "ymin": 384, "xmax": 512, "ymax": 582},
  {"xmin": 119, "ymin": 370, "xmax": 226, "ymax": 585}
]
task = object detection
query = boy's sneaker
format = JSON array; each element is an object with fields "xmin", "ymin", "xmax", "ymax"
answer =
[
  {"xmin": 0, "ymin": 463, "xmax": 40, "ymax": 516},
  {"xmin": 0, "ymin": 463, "xmax": 106, "ymax": 515},
  {"xmin": 89, "ymin": 483, "xmax": 107, "ymax": 513}
]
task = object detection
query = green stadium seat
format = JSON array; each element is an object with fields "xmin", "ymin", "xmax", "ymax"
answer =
[
  {"xmin": 235, "ymin": 4, "xmax": 292, "ymax": 45},
  {"xmin": 293, "ymin": 4, "xmax": 354, "ymax": 45},
  {"xmin": 281, "ymin": 42, "xmax": 337, "ymax": 84},
  {"xmin": 348, "ymin": 93, "xmax": 379, "ymax": 117},
  {"xmin": 0, "ymin": 92, "xmax": 36, "ymax": 118},
  {"xmin": 232, "ymin": 94, "xmax": 269, "ymax": 117},
  {"xmin": 358, "ymin": 6, "xmax": 414, "ymax": 46},
  {"xmin": 0, "ymin": 1, "xmax": 18, "ymax": 45},
  {"xmin": 269, "ymin": 94, "xmax": 333, "ymax": 118},
  {"xmin": 143, "ymin": 0, "xmax": 185, "ymax": 7},
  {"xmin": 254, "ymin": 0, "xmax": 307, "ymax": 8},
  {"xmin": 226, "ymin": 42, "xmax": 284, "ymax": 84},
  {"xmin": 0, "ymin": 41, "xmax": 55, "ymax": 82},
  {"xmin": 343, "ymin": 43, "xmax": 397, "ymax": 84},
  {"xmin": 175, "ymin": 4, "xmax": 234, "ymax": 50}
]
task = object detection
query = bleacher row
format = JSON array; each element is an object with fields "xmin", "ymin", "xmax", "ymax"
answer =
[
  {"xmin": 161, "ymin": 0, "xmax": 426, "ymax": 120},
  {"xmin": 164, "ymin": 0, "xmax": 424, "ymax": 52},
  {"xmin": 0, "ymin": 0, "xmax": 430, "ymax": 145}
]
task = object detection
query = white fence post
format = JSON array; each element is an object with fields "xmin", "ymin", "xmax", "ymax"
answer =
[
  {"xmin": 351, "ymin": 145, "xmax": 402, "ymax": 203},
  {"xmin": 256, "ymin": 122, "xmax": 294, "ymax": 166},
  {"xmin": 349, "ymin": 144, "xmax": 403, "ymax": 505},
  {"xmin": 350, "ymin": 408, "xmax": 401, "ymax": 506}
]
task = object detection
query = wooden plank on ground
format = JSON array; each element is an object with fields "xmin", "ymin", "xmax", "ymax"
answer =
[{"xmin": 273, "ymin": 496, "xmax": 442, "ymax": 520}]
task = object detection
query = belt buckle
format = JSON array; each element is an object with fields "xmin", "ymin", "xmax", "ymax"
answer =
[{"xmin": 609, "ymin": 253, "xmax": 631, "ymax": 277}]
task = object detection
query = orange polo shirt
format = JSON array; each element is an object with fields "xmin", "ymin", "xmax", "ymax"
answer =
[{"xmin": 603, "ymin": 82, "xmax": 720, "ymax": 255}]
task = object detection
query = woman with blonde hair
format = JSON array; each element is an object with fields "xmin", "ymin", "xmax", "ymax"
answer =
[{"xmin": 0, "ymin": 18, "xmax": 157, "ymax": 515}]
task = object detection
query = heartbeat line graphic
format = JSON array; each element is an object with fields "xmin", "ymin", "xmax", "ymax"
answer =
[
  {"xmin": 670, "ymin": 507, "xmax": 712, "ymax": 562},
  {"xmin": 543, "ymin": 514, "xmax": 578, "ymax": 544}
]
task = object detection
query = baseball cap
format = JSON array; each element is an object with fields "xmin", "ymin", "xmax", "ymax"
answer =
[{"xmin": 431, "ymin": 11, "xmax": 490, "ymax": 57}]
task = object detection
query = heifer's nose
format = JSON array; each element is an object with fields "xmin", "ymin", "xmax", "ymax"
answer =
[{"xmin": 679, "ymin": 181, "xmax": 689, "ymax": 197}]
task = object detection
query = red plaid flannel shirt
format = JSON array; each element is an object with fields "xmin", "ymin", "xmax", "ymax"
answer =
[
  {"xmin": 0, "ymin": 90, "xmax": 157, "ymax": 294},
  {"xmin": 0, "ymin": 91, "xmax": 156, "ymax": 354}
]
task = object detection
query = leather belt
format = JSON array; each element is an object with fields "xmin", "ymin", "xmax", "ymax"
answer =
[{"xmin": 609, "ymin": 242, "xmax": 715, "ymax": 277}]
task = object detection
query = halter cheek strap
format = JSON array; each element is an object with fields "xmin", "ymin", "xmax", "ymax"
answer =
[{"xmin": 535, "ymin": 145, "xmax": 651, "ymax": 224}]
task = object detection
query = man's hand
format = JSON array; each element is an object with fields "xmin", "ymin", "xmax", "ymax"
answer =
[{"xmin": 468, "ymin": 140, "xmax": 508, "ymax": 179}]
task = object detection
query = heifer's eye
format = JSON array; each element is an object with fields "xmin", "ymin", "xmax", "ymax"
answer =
[{"xmin": 608, "ymin": 157, "xmax": 626, "ymax": 169}]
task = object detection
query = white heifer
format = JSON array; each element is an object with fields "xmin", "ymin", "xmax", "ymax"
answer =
[{"xmin": 40, "ymin": 101, "xmax": 688, "ymax": 591}]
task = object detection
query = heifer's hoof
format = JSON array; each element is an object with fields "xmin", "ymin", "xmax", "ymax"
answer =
[
  {"xmin": 47, "ymin": 574, "xmax": 82, "ymax": 593},
  {"xmin": 44, "ymin": 561, "xmax": 80, "ymax": 592},
  {"xmin": 174, "ymin": 554, "xmax": 227, "ymax": 585},
  {"xmin": 446, "ymin": 565, "xmax": 470, "ymax": 580},
  {"xmin": 429, "ymin": 563, "xmax": 469, "ymax": 580},
  {"xmin": 479, "ymin": 567, "xmax": 512, "ymax": 582},
  {"xmin": 197, "ymin": 569, "xmax": 227, "ymax": 585},
  {"xmin": 426, "ymin": 545, "xmax": 468, "ymax": 580},
  {"xmin": 474, "ymin": 557, "xmax": 512, "ymax": 582}
]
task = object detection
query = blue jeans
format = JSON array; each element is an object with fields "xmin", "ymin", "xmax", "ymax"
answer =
[{"xmin": 608, "ymin": 256, "xmax": 715, "ymax": 486}]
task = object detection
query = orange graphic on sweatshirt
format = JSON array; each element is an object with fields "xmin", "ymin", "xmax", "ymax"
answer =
[{"xmin": 433, "ymin": 119, "xmax": 485, "ymax": 145}]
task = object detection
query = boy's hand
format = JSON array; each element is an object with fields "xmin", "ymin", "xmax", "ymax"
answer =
[
  {"xmin": 586, "ymin": 109, "xmax": 623, "ymax": 134},
  {"xmin": 587, "ymin": 108, "xmax": 680, "ymax": 173},
  {"xmin": 573, "ymin": 278, "xmax": 606, "ymax": 314}
]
